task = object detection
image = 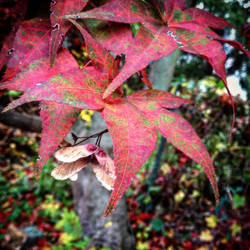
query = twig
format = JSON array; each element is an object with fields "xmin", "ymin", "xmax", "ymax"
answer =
[{"xmin": 72, "ymin": 129, "xmax": 108, "ymax": 146}]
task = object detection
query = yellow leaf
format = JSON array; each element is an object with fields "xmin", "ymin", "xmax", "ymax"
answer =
[
  {"xmin": 197, "ymin": 246, "xmax": 209, "ymax": 250},
  {"xmin": 180, "ymin": 174, "xmax": 187, "ymax": 183},
  {"xmin": 104, "ymin": 221, "xmax": 113, "ymax": 228},
  {"xmin": 231, "ymin": 223, "xmax": 241, "ymax": 236},
  {"xmin": 161, "ymin": 163, "xmax": 171, "ymax": 175},
  {"xmin": 167, "ymin": 246, "xmax": 174, "ymax": 250},
  {"xmin": 192, "ymin": 190, "xmax": 200, "ymax": 198},
  {"xmin": 136, "ymin": 241, "xmax": 149, "ymax": 250},
  {"xmin": 41, "ymin": 202, "xmax": 59, "ymax": 211},
  {"xmin": 58, "ymin": 232, "xmax": 74, "ymax": 244},
  {"xmin": 71, "ymin": 50, "xmax": 81, "ymax": 58},
  {"xmin": 174, "ymin": 190, "xmax": 185, "ymax": 202},
  {"xmin": 200, "ymin": 230, "xmax": 213, "ymax": 242},
  {"xmin": 80, "ymin": 110, "xmax": 94, "ymax": 126},
  {"xmin": 205, "ymin": 215, "xmax": 218, "ymax": 228}
]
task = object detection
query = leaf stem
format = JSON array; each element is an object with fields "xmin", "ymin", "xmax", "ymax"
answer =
[{"xmin": 72, "ymin": 129, "xmax": 108, "ymax": 146}]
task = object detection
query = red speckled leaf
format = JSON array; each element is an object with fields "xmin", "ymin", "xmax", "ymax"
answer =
[
  {"xmin": 67, "ymin": 19, "xmax": 115, "ymax": 78},
  {"xmin": 103, "ymin": 26, "xmax": 177, "ymax": 98},
  {"xmin": 0, "ymin": 0, "xmax": 28, "ymax": 72},
  {"xmin": 80, "ymin": 0, "xmax": 248, "ymax": 132},
  {"xmin": 169, "ymin": 21, "xmax": 249, "ymax": 57},
  {"xmin": 169, "ymin": 28, "xmax": 237, "ymax": 138},
  {"xmin": 50, "ymin": 0, "xmax": 89, "ymax": 66},
  {"xmin": 2, "ymin": 50, "xmax": 106, "ymax": 111},
  {"xmin": 153, "ymin": 0, "xmax": 186, "ymax": 21},
  {"xmin": 90, "ymin": 24, "xmax": 133, "ymax": 56},
  {"xmin": 36, "ymin": 101, "xmax": 79, "ymax": 172},
  {"xmin": 169, "ymin": 7, "xmax": 232, "ymax": 29},
  {"xmin": 128, "ymin": 90, "xmax": 219, "ymax": 203},
  {"xmin": 153, "ymin": 108, "xmax": 219, "ymax": 203},
  {"xmin": 102, "ymin": 100, "xmax": 157, "ymax": 216},
  {"xmin": 184, "ymin": 8, "xmax": 233, "ymax": 29},
  {"xmin": 64, "ymin": 0, "xmax": 158, "ymax": 24},
  {"xmin": 2, "ymin": 19, "xmax": 50, "ymax": 82},
  {"xmin": 127, "ymin": 89, "xmax": 192, "ymax": 109},
  {"xmin": 102, "ymin": 89, "xmax": 218, "ymax": 216}
]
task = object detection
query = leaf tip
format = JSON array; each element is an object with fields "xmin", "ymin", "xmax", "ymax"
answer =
[{"xmin": 103, "ymin": 204, "xmax": 113, "ymax": 217}]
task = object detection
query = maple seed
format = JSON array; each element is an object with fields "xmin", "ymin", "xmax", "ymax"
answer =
[
  {"xmin": 96, "ymin": 149, "xmax": 107, "ymax": 157},
  {"xmin": 51, "ymin": 144, "xmax": 115, "ymax": 190}
]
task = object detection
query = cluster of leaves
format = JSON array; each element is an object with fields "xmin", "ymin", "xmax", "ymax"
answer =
[{"xmin": 0, "ymin": 0, "xmax": 249, "ymax": 216}]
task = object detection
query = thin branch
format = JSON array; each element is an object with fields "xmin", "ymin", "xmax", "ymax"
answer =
[{"xmin": 73, "ymin": 129, "xmax": 108, "ymax": 146}]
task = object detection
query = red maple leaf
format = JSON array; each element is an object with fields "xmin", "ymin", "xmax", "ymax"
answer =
[
  {"xmin": 1, "ymin": 19, "xmax": 50, "ymax": 82},
  {"xmin": 101, "ymin": 90, "xmax": 219, "ymax": 216}
]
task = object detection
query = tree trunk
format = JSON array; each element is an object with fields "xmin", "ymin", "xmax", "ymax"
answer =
[{"xmin": 149, "ymin": 49, "xmax": 180, "ymax": 90}]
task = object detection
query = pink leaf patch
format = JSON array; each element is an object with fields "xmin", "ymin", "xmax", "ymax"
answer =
[
  {"xmin": 102, "ymin": 99, "xmax": 157, "ymax": 216},
  {"xmin": 50, "ymin": 0, "xmax": 89, "ymax": 66},
  {"xmin": 101, "ymin": 89, "xmax": 218, "ymax": 216},
  {"xmin": 36, "ymin": 101, "xmax": 79, "ymax": 172},
  {"xmin": 2, "ymin": 19, "xmax": 50, "ymax": 82},
  {"xmin": 2, "ymin": 50, "xmax": 106, "ymax": 111},
  {"xmin": 103, "ymin": 26, "xmax": 177, "ymax": 98},
  {"xmin": 0, "ymin": 0, "xmax": 28, "ymax": 72}
]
